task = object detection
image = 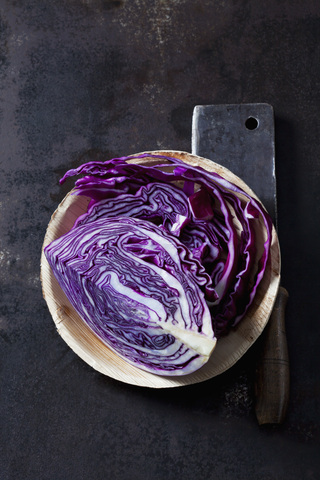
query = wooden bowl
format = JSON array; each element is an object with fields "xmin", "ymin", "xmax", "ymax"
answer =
[{"xmin": 40, "ymin": 151, "xmax": 280, "ymax": 388}]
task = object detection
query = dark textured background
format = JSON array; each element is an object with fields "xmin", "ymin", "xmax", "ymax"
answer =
[{"xmin": 1, "ymin": 1, "xmax": 319, "ymax": 479}]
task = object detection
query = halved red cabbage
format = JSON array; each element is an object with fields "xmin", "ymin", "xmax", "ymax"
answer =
[{"xmin": 45, "ymin": 153, "xmax": 272, "ymax": 376}]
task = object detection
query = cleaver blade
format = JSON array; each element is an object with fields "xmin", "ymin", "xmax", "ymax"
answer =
[
  {"xmin": 192, "ymin": 103, "xmax": 289, "ymax": 425},
  {"xmin": 192, "ymin": 103, "xmax": 277, "ymax": 224}
]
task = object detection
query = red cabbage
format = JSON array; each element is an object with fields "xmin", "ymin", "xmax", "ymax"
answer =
[{"xmin": 44, "ymin": 153, "xmax": 272, "ymax": 376}]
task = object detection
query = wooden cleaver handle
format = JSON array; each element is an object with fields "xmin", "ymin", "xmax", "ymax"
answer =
[{"xmin": 254, "ymin": 286, "xmax": 289, "ymax": 425}]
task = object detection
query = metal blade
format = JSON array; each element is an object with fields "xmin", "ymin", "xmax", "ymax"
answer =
[{"xmin": 192, "ymin": 103, "xmax": 277, "ymax": 226}]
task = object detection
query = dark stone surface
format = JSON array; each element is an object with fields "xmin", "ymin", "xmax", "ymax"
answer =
[{"xmin": 0, "ymin": 1, "xmax": 319, "ymax": 479}]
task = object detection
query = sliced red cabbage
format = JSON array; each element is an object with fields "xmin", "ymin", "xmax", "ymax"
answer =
[
  {"xmin": 45, "ymin": 153, "xmax": 272, "ymax": 375},
  {"xmin": 45, "ymin": 216, "xmax": 216, "ymax": 375}
]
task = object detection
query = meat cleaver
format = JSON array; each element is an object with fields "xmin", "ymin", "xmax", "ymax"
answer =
[{"xmin": 192, "ymin": 104, "xmax": 289, "ymax": 425}]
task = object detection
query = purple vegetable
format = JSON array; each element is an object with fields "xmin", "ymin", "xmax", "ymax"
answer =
[{"xmin": 45, "ymin": 153, "xmax": 272, "ymax": 376}]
